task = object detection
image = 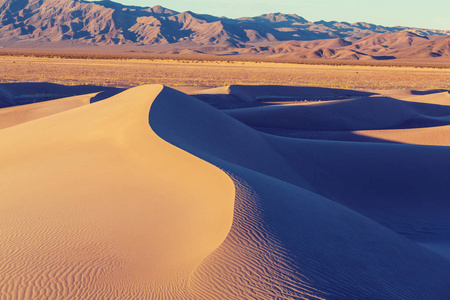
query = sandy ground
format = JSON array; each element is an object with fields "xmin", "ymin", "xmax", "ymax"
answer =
[
  {"xmin": 1, "ymin": 83, "xmax": 450, "ymax": 299},
  {"xmin": 2, "ymin": 55, "xmax": 450, "ymax": 90}
]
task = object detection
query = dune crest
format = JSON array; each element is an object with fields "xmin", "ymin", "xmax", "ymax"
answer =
[{"xmin": 0, "ymin": 85, "xmax": 234, "ymax": 298}]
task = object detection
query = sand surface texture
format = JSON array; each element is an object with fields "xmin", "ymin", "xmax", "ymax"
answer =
[{"xmin": 1, "ymin": 83, "xmax": 450, "ymax": 299}]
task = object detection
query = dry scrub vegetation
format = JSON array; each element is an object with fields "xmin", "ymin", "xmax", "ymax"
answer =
[{"xmin": 1, "ymin": 55, "xmax": 450, "ymax": 90}]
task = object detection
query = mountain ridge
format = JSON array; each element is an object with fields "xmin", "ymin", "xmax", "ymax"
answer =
[{"xmin": 0, "ymin": 0, "xmax": 449, "ymax": 61}]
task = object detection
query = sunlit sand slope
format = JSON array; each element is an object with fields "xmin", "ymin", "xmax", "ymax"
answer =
[
  {"xmin": 0, "ymin": 93, "xmax": 94, "ymax": 129},
  {"xmin": 0, "ymin": 85, "xmax": 234, "ymax": 299},
  {"xmin": 1, "ymin": 84, "xmax": 450, "ymax": 299}
]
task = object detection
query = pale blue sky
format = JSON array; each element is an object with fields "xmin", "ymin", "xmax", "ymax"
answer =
[{"xmin": 112, "ymin": 0, "xmax": 450, "ymax": 30}]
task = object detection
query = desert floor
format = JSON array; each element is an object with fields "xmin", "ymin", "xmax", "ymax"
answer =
[
  {"xmin": 1, "ymin": 55, "xmax": 450, "ymax": 90},
  {"xmin": 1, "ymin": 60, "xmax": 450, "ymax": 299}
]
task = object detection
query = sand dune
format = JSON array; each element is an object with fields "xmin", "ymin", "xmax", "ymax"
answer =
[
  {"xmin": 0, "ymin": 85, "xmax": 234, "ymax": 298},
  {"xmin": 1, "ymin": 84, "xmax": 450, "ymax": 299},
  {"xmin": 0, "ymin": 93, "xmax": 94, "ymax": 129}
]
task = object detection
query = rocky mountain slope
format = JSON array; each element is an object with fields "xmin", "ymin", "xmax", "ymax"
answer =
[
  {"xmin": 0, "ymin": 0, "xmax": 449, "ymax": 60},
  {"xmin": 253, "ymin": 31, "xmax": 450, "ymax": 60}
]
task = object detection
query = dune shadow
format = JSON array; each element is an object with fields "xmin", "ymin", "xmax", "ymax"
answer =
[
  {"xmin": 227, "ymin": 85, "xmax": 376, "ymax": 102},
  {"xmin": 192, "ymin": 94, "xmax": 285, "ymax": 109},
  {"xmin": 0, "ymin": 82, "xmax": 118, "ymax": 108},
  {"xmin": 256, "ymin": 128, "xmax": 403, "ymax": 144},
  {"xmin": 193, "ymin": 85, "xmax": 376, "ymax": 109},
  {"xmin": 223, "ymin": 93, "xmax": 450, "ymax": 133},
  {"xmin": 90, "ymin": 88, "xmax": 126, "ymax": 103},
  {"xmin": 410, "ymin": 89, "xmax": 449, "ymax": 95}
]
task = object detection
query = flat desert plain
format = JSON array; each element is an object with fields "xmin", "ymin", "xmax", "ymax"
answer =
[
  {"xmin": 1, "ymin": 57, "xmax": 450, "ymax": 299},
  {"xmin": 2, "ymin": 55, "xmax": 450, "ymax": 90}
]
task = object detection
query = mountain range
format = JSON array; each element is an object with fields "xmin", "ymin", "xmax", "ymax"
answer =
[{"xmin": 1, "ymin": 0, "xmax": 450, "ymax": 61}]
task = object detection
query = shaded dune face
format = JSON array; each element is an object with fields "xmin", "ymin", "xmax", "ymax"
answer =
[
  {"xmin": 149, "ymin": 86, "xmax": 450, "ymax": 299},
  {"xmin": 1, "ymin": 84, "xmax": 450, "ymax": 299}
]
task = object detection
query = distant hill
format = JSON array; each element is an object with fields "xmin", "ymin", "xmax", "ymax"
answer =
[
  {"xmin": 0, "ymin": 0, "xmax": 449, "ymax": 61},
  {"xmin": 257, "ymin": 32, "xmax": 450, "ymax": 60}
]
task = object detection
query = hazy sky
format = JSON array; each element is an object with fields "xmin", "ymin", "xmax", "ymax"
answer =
[{"xmin": 113, "ymin": 0, "xmax": 450, "ymax": 30}]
